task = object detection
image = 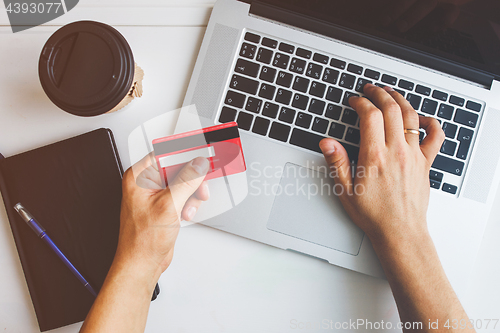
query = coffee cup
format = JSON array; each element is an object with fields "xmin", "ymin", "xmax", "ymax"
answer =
[{"xmin": 39, "ymin": 20, "xmax": 143, "ymax": 117}]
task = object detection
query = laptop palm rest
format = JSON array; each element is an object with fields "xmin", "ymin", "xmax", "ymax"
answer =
[{"xmin": 266, "ymin": 163, "xmax": 364, "ymax": 256}]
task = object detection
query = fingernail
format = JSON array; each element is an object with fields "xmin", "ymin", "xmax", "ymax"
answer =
[
  {"xmin": 186, "ymin": 206, "xmax": 197, "ymax": 220},
  {"xmin": 192, "ymin": 158, "xmax": 209, "ymax": 174},
  {"xmin": 384, "ymin": 86, "xmax": 395, "ymax": 92},
  {"xmin": 320, "ymin": 144, "xmax": 335, "ymax": 156}
]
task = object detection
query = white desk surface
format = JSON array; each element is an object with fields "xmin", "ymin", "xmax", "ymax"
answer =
[{"xmin": 1, "ymin": 1, "xmax": 499, "ymax": 332}]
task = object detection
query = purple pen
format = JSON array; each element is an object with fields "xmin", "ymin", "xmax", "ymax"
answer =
[{"xmin": 14, "ymin": 203, "xmax": 97, "ymax": 297}]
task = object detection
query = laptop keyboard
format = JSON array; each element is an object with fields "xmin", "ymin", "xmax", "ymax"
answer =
[{"xmin": 217, "ymin": 31, "xmax": 485, "ymax": 196}]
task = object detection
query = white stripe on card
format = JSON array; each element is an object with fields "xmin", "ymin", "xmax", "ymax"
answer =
[{"xmin": 159, "ymin": 146, "xmax": 215, "ymax": 168}]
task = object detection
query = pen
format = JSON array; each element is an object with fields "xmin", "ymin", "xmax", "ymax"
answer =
[{"xmin": 14, "ymin": 203, "xmax": 97, "ymax": 297}]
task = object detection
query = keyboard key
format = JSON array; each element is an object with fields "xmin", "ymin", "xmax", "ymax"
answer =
[
  {"xmin": 309, "ymin": 99, "xmax": 326, "ymax": 115},
  {"xmin": 295, "ymin": 112, "xmax": 313, "ymax": 129},
  {"xmin": 256, "ymin": 48, "xmax": 273, "ymax": 64},
  {"xmin": 219, "ymin": 107, "xmax": 237, "ymax": 123},
  {"xmin": 328, "ymin": 122, "xmax": 346, "ymax": 139},
  {"xmin": 289, "ymin": 58, "xmax": 306, "ymax": 74},
  {"xmin": 398, "ymin": 79, "xmax": 414, "ymax": 91},
  {"xmin": 440, "ymin": 140, "xmax": 457, "ymax": 156},
  {"xmin": 259, "ymin": 66, "xmax": 277, "ymax": 82},
  {"xmin": 230, "ymin": 74, "xmax": 259, "ymax": 95},
  {"xmin": 279, "ymin": 42, "xmax": 295, "ymax": 54},
  {"xmin": 432, "ymin": 155, "xmax": 464, "ymax": 176},
  {"xmin": 415, "ymin": 85, "xmax": 431, "ymax": 96},
  {"xmin": 309, "ymin": 81, "xmax": 327, "ymax": 98},
  {"xmin": 245, "ymin": 32, "xmax": 261, "ymax": 43},
  {"xmin": 276, "ymin": 71, "xmax": 294, "ymax": 87},
  {"xmin": 262, "ymin": 37, "xmax": 278, "ymax": 49},
  {"xmin": 240, "ymin": 43, "xmax": 257, "ymax": 59},
  {"xmin": 364, "ymin": 68, "xmax": 380, "ymax": 80},
  {"xmin": 292, "ymin": 93, "xmax": 309, "ymax": 110},
  {"xmin": 313, "ymin": 53, "xmax": 329, "ymax": 64},
  {"xmin": 258, "ymin": 83, "xmax": 276, "ymax": 100},
  {"xmin": 466, "ymin": 100, "xmax": 482, "ymax": 112},
  {"xmin": 278, "ymin": 107, "xmax": 296, "ymax": 123},
  {"xmin": 449, "ymin": 95, "xmax": 465, "ymax": 107},
  {"xmin": 269, "ymin": 122, "xmax": 291, "ymax": 142},
  {"xmin": 322, "ymin": 68, "xmax": 339, "ymax": 84},
  {"xmin": 306, "ymin": 63, "xmax": 324, "ymax": 80},
  {"xmin": 442, "ymin": 122, "xmax": 458, "ymax": 139},
  {"xmin": 339, "ymin": 73, "xmax": 356, "ymax": 89},
  {"xmin": 421, "ymin": 98, "xmax": 438, "ymax": 115},
  {"xmin": 326, "ymin": 86, "xmax": 343, "ymax": 103},
  {"xmin": 347, "ymin": 63, "xmax": 363, "ymax": 75},
  {"xmin": 290, "ymin": 128, "xmax": 325, "ymax": 153},
  {"xmin": 432, "ymin": 90, "xmax": 448, "ymax": 101},
  {"xmin": 235, "ymin": 58, "xmax": 260, "ymax": 78},
  {"xmin": 381, "ymin": 74, "xmax": 397, "ymax": 85},
  {"xmin": 325, "ymin": 104, "xmax": 342, "ymax": 120},
  {"xmin": 442, "ymin": 183, "xmax": 457, "ymax": 195},
  {"xmin": 345, "ymin": 127, "xmax": 361, "ymax": 145},
  {"xmin": 430, "ymin": 180, "xmax": 441, "ymax": 189},
  {"xmin": 252, "ymin": 117, "xmax": 270, "ymax": 135},
  {"xmin": 262, "ymin": 102, "xmax": 279, "ymax": 118},
  {"xmin": 236, "ymin": 111, "xmax": 254, "ymax": 131},
  {"xmin": 342, "ymin": 92, "xmax": 359, "ymax": 107},
  {"xmin": 245, "ymin": 97, "xmax": 263, "ymax": 113},
  {"xmin": 454, "ymin": 109, "xmax": 478, "ymax": 128},
  {"xmin": 430, "ymin": 170, "xmax": 444, "ymax": 182},
  {"xmin": 312, "ymin": 117, "xmax": 329, "ymax": 134},
  {"xmin": 276, "ymin": 88, "xmax": 293, "ymax": 105},
  {"xmin": 273, "ymin": 53, "xmax": 290, "ymax": 69},
  {"xmin": 292, "ymin": 77, "xmax": 310, "ymax": 93},
  {"xmin": 406, "ymin": 93, "xmax": 422, "ymax": 110},
  {"xmin": 225, "ymin": 90, "xmax": 246, "ymax": 108},
  {"xmin": 394, "ymin": 88, "xmax": 406, "ymax": 97},
  {"xmin": 438, "ymin": 104, "xmax": 454, "ymax": 120},
  {"xmin": 296, "ymin": 48, "xmax": 312, "ymax": 59},
  {"xmin": 355, "ymin": 78, "xmax": 373, "ymax": 93},
  {"xmin": 456, "ymin": 127, "xmax": 474, "ymax": 160},
  {"xmin": 342, "ymin": 108, "xmax": 359, "ymax": 125},
  {"xmin": 330, "ymin": 58, "xmax": 346, "ymax": 70}
]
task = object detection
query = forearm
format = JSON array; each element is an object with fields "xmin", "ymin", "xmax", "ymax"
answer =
[
  {"xmin": 371, "ymin": 229, "xmax": 475, "ymax": 333},
  {"xmin": 80, "ymin": 256, "xmax": 159, "ymax": 333}
]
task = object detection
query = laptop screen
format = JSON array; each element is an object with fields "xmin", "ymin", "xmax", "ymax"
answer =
[{"xmin": 253, "ymin": 0, "xmax": 500, "ymax": 81}]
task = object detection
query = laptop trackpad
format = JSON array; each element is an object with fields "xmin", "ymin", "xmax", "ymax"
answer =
[{"xmin": 266, "ymin": 163, "xmax": 364, "ymax": 255}]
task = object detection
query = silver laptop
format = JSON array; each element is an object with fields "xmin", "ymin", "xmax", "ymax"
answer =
[{"xmin": 181, "ymin": 0, "xmax": 500, "ymax": 292}]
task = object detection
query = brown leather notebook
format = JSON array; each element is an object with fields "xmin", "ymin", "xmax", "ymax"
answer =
[{"xmin": 0, "ymin": 129, "xmax": 123, "ymax": 332}]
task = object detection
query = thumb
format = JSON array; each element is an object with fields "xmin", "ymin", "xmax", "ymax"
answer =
[
  {"xmin": 167, "ymin": 157, "xmax": 210, "ymax": 214},
  {"xmin": 319, "ymin": 138, "xmax": 354, "ymax": 198}
]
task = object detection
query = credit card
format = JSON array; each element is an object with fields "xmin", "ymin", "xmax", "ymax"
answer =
[{"xmin": 153, "ymin": 122, "xmax": 246, "ymax": 186}]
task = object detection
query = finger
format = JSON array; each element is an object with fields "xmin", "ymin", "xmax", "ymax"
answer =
[
  {"xmin": 363, "ymin": 84, "xmax": 405, "ymax": 144},
  {"xmin": 395, "ymin": 0, "xmax": 438, "ymax": 32},
  {"xmin": 167, "ymin": 157, "xmax": 210, "ymax": 214},
  {"xmin": 136, "ymin": 165, "xmax": 163, "ymax": 191},
  {"xmin": 130, "ymin": 153, "xmax": 156, "ymax": 181},
  {"xmin": 384, "ymin": 87, "xmax": 420, "ymax": 147},
  {"xmin": 194, "ymin": 181, "xmax": 210, "ymax": 201},
  {"xmin": 181, "ymin": 196, "xmax": 204, "ymax": 221},
  {"xmin": 419, "ymin": 116, "xmax": 445, "ymax": 164},
  {"xmin": 349, "ymin": 95, "xmax": 386, "ymax": 149},
  {"xmin": 319, "ymin": 138, "xmax": 354, "ymax": 202}
]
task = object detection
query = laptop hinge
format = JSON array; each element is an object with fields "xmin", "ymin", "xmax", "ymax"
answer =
[{"xmin": 249, "ymin": 1, "xmax": 494, "ymax": 89}]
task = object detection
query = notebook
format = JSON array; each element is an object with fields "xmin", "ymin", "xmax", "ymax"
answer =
[{"xmin": 0, "ymin": 128, "xmax": 123, "ymax": 332}]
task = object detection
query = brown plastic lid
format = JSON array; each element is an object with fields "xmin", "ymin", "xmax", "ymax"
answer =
[{"xmin": 39, "ymin": 21, "xmax": 135, "ymax": 117}]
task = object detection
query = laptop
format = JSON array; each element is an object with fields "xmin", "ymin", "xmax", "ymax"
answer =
[{"xmin": 181, "ymin": 0, "xmax": 500, "ymax": 293}]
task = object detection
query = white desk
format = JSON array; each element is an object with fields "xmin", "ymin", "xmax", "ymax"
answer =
[{"xmin": 1, "ymin": 1, "xmax": 499, "ymax": 332}]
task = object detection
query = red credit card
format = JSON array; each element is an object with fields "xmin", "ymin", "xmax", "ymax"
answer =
[{"xmin": 153, "ymin": 122, "xmax": 246, "ymax": 185}]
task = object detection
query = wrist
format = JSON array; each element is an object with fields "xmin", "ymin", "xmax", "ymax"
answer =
[
  {"xmin": 111, "ymin": 248, "xmax": 161, "ymax": 293},
  {"xmin": 367, "ymin": 221, "xmax": 432, "ymax": 256}
]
